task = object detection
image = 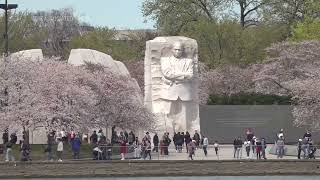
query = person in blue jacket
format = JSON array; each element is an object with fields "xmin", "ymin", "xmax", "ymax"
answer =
[{"xmin": 71, "ymin": 136, "xmax": 82, "ymax": 159}]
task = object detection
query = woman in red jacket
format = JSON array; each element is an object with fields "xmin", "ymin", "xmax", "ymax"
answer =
[{"xmin": 120, "ymin": 139, "xmax": 127, "ymax": 160}]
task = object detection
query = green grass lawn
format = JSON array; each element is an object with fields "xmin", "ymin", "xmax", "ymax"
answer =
[{"xmin": 0, "ymin": 143, "xmax": 123, "ymax": 161}]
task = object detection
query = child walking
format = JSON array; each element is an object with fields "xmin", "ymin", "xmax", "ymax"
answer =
[{"xmin": 213, "ymin": 141, "xmax": 220, "ymax": 160}]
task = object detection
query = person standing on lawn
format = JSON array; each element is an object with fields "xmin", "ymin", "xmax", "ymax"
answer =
[
  {"xmin": 57, "ymin": 138, "xmax": 64, "ymax": 162},
  {"xmin": 71, "ymin": 136, "xmax": 82, "ymax": 159}
]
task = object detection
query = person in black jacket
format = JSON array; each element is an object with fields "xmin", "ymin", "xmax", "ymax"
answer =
[
  {"xmin": 181, "ymin": 132, "xmax": 185, "ymax": 150},
  {"xmin": 233, "ymin": 137, "xmax": 243, "ymax": 159},
  {"xmin": 193, "ymin": 130, "xmax": 201, "ymax": 148},
  {"xmin": 163, "ymin": 133, "xmax": 171, "ymax": 155},
  {"xmin": 20, "ymin": 138, "xmax": 31, "ymax": 161},
  {"xmin": 2, "ymin": 129, "xmax": 9, "ymax": 145},
  {"xmin": 261, "ymin": 138, "xmax": 267, "ymax": 160},
  {"xmin": 297, "ymin": 139, "xmax": 303, "ymax": 159},
  {"xmin": 233, "ymin": 137, "xmax": 238, "ymax": 158},
  {"xmin": 5, "ymin": 141, "xmax": 14, "ymax": 161},
  {"xmin": 303, "ymin": 130, "xmax": 312, "ymax": 141},
  {"xmin": 173, "ymin": 132, "xmax": 178, "ymax": 151},
  {"xmin": 184, "ymin": 131, "xmax": 191, "ymax": 153},
  {"xmin": 45, "ymin": 131, "xmax": 55, "ymax": 161},
  {"xmin": 152, "ymin": 133, "xmax": 159, "ymax": 152},
  {"xmin": 10, "ymin": 133, "xmax": 17, "ymax": 144},
  {"xmin": 176, "ymin": 132, "xmax": 183, "ymax": 153},
  {"xmin": 90, "ymin": 131, "xmax": 98, "ymax": 145}
]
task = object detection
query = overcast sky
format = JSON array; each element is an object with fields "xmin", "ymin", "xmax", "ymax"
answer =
[{"xmin": 4, "ymin": 0, "xmax": 155, "ymax": 29}]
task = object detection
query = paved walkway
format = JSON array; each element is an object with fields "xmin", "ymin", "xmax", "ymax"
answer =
[{"xmin": 140, "ymin": 145, "xmax": 299, "ymax": 160}]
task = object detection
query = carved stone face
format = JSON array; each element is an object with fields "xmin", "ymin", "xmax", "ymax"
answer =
[{"xmin": 172, "ymin": 42, "xmax": 183, "ymax": 58}]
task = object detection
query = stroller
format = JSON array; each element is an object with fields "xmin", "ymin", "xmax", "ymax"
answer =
[{"xmin": 308, "ymin": 145, "xmax": 317, "ymax": 159}]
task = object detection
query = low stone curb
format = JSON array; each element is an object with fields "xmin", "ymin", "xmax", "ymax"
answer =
[{"xmin": 0, "ymin": 160, "xmax": 319, "ymax": 178}]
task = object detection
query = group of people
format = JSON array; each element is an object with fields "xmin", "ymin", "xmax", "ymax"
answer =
[
  {"xmin": 2, "ymin": 130, "xmax": 31, "ymax": 162},
  {"xmin": 129, "ymin": 130, "xmax": 207, "ymax": 160},
  {"xmin": 46, "ymin": 129, "xmax": 82, "ymax": 161},
  {"xmin": 160, "ymin": 130, "xmax": 210, "ymax": 160},
  {"xmin": 297, "ymin": 130, "xmax": 317, "ymax": 159},
  {"xmin": 1, "ymin": 128, "xmax": 215, "ymax": 162},
  {"xmin": 90, "ymin": 130, "xmax": 113, "ymax": 161},
  {"xmin": 244, "ymin": 129, "xmax": 268, "ymax": 159},
  {"xmin": 90, "ymin": 129, "xmax": 133, "ymax": 161},
  {"xmin": 4, "ymin": 129, "xmax": 89, "ymax": 162},
  {"xmin": 2, "ymin": 127, "xmax": 318, "ymax": 162},
  {"xmin": 275, "ymin": 129, "xmax": 317, "ymax": 159},
  {"xmin": 172, "ymin": 131, "xmax": 201, "ymax": 153},
  {"xmin": 234, "ymin": 128, "xmax": 317, "ymax": 160},
  {"xmin": 235, "ymin": 128, "xmax": 287, "ymax": 160}
]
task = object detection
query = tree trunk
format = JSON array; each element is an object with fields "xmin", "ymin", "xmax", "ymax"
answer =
[{"xmin": 240, "ymin": 2, "xmax": 246, "ymax": 27}]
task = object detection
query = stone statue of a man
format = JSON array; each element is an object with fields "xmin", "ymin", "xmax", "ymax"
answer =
[{"xmin": 160, "ymin": 42, "xmax": 197, "ymax": 132}]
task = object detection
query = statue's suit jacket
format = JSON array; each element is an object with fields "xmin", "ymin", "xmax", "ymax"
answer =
[{"xmin": 160, "ymin": 56, "xmax": 194, "ymax": 101}]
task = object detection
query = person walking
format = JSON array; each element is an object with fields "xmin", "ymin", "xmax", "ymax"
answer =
[
  {"xmin": 244, "ymin": 140, "xmax": 250, "ymax": 158},
  {"xmin": 173, "ymin": 132, "xmax": 178, "ymax": 152},
  {"xmin": 251, "ymin": 136, "xmax": 257, "ymax": 159},
  {"xmin": 297, "ymin": 139, "xmax": 303, "ymax": 159},
  {"xmin": 5, "ymin": 141, "xmax": 14, "ymax": 162},
  {"xmin": 160, "ymin": 139, "xmax": 164, "ymax": 155},
  {"xmin": 120, "ymin": 138, "xmax": 127, "ymax": 160},
  {"xmin": 276, "ymin": 136, "xmax": 285, "ymax": 159},
  {"xmin": 176, "ymin": 132, "xmax": 183, "ymax": 153},
  {"xmin": 181, "ymin": 132, "xmax": 185, "ymax": 151},
  {"xmin": 20, "ymin": 138, "xmax": 31, "ymax": 161},
  {"xmin": 163, "ymin": 133, "xmax": 171, "ymax": 155},
  {"xmin": 193, "ymin": 130, "xmax": 201, "ymax": 149},
  {"xmin": 202, "ymin": 135, "xmax": 209, "ymax": 157},
  {"xmin": 144, "ymin": 138, "xmax": 152, "ymax": 160},
  {"xmin": 57, "ymin": 138, "xmax": 64, "ymax": 162},
  {"xmin": 255, "ymin": 138, "xmax": 262, "ymax": 159},
  {"xmin": 134, "ymin": 137, "xmax": 141, "ymax": 159},
  {"xmin": 46, "ymin": 131, "xmax": 55, "ymax": 161},
  {"xmin": 71, "ymin": 136, "xmax": 82, "ymax": 159},
  {"xmin": 152, "ymin": 133, "xmax": 159, "ymax": 153},
  {"xmin": 90, "ymin": 131, "xmax": 98, "ymax": 144},
  {"xmin": 184, "ymin": 131, "xmax": 191, "ymax": 153},
  {"xmin": 233, "ymin": 137, "xmax": 237, "ymax": 158},
  {"xmin": 261, "ymin": 138, "xmax": 267, "ymax": 160},
  {"xmin": 235, "ymin": 137, "xmax": 242, "ymax": 159},
  {"xmin": 188, "ymin": 140, "xmax": 196, "ymax": 160},
  {"xmin": 213, "ymin": 141, "xmax": 219, "ymax": 159},
  {"xmin": 2, "ymin": 129, "xmax": 9, "ymax": 145}
]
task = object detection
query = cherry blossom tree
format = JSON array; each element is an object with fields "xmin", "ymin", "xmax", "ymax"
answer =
[
  {"xmin": 254, "ymin": 40, "xmax": 320, "ymax": 130},
  {"xmin": 0, "ymin": 57, "xmax": 155, "ymax": 134},
  {"xmin": 199, "ymin": 40, "xmax": 320, "ymax": 130},
  {"xmin": 199, "ymin": 65, "xmax": 255, "ymax": 104}
]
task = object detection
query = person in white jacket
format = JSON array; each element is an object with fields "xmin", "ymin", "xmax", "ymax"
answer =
[
  {"xmin": 202, "ymin": 136, "xmax": 209, "ymax": 156},
  {"xmin": 57, "ymin": 138, "xmax": 63, "ymax": 162}
]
